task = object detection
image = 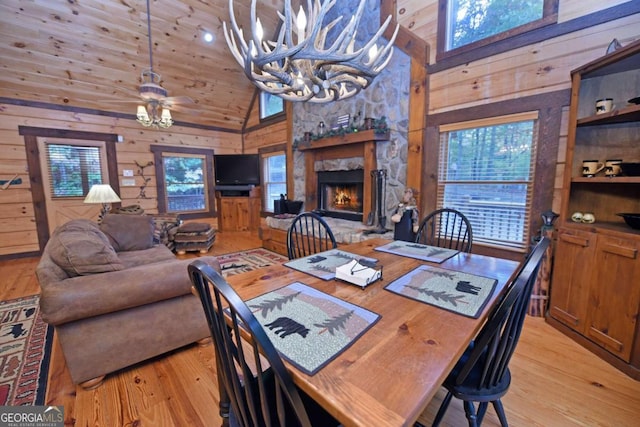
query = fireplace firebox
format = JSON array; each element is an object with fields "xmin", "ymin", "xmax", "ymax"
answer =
[{"xmin": 316, "ymin": 170, "xmax": 364, "ymax": 221}]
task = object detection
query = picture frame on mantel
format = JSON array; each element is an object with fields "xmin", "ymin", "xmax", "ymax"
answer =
[{"xmin": 331, "ymin": 114, "xmax": 350, "ymax": 130}]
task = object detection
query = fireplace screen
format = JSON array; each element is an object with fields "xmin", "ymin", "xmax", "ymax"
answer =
[{"xmin": 317, "ymin": 170, "xmax": 364, "ymax": 221}]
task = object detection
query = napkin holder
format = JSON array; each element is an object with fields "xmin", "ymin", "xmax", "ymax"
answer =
[{"xmin": 335, "ymin": 259, "xmax": 382, "ymax": 289}]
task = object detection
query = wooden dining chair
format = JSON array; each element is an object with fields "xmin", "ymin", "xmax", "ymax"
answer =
[
  {"xmin": 287, "ymin": 211, "xmax": 338, "ymax": 260},
  {"xmin": 425, "ymin": 236, "xmax": 551, "ymax": 427},
  {"xmin": 188, "ymin": 260, "xmax": 339, "ymax": 427},
  {"xmin": 415, "ymin": 208, "xmax": 473, "ymax": 253}
]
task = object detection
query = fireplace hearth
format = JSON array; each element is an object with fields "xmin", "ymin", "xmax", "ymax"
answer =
[{"xmin": 316, "ymin": 170, "xmax": 364, "ymax": 221}]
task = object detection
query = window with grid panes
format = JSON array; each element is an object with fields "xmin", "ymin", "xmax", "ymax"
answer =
[{"xmin": 437, "ymin": 112, "xmax": 538, "ymax": 251}]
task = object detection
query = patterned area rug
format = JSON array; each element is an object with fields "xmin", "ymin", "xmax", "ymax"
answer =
[
  {"xmin": 218, "ymin": 248, "xmax": 288, "ymax": 277},
  {"xmin": 0, "ymin": 294, "xmax": 53, "ymax": 405}
]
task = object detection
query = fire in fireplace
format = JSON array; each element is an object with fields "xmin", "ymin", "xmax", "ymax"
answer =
[{"xmin": 317, "ymin": 170, "xmax": 364, "ymax": 221}]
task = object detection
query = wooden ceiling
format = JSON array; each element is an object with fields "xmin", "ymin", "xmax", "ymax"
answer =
[
  {"xmin": 0, "ymin": 0, "xmax": 429, "ymax": 132},
  {"xmin": 0, "ymin": 0, "xmax": 287, "ymax": 131}
]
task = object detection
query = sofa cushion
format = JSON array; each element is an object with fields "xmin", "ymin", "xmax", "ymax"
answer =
[
  {"xmin": 100, "ymin": 214, "xmax": 154, "ymax": 251},
  {"xmin": 48, "ymin": 219, "xmax": 123, "ymax": 277},
  {"xmin": 39, "ymin": 256, "xmax": 222, "ymax": 325},
  {"xmin": 117, "ymin": 245, "xmax": 176, "ymax": 269}
]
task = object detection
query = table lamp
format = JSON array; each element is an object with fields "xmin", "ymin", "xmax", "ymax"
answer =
[{"xmin": 84, "ymin": 184, "xmax": 121, "ymax": 222}]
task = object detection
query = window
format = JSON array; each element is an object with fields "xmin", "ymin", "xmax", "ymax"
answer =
[
  {"xmin": 438, "ymin": 112, "xmax": 538, "ymax": 251},
  {"xmin": 260, "ymin": 91, "xmax": 284, "ymax": 120},
  {"xmin": 162, "ymin": 154, "xmax": 207, "ymax": 213},
  {"xmin": 441, "ymin": 0, "xmax": 557, "ymax": 54},
  {"xmin": 261, "ymin": 151, "xmax": 287, "ymax": 213},
  {"xmin": 151, "ymin": 145, "xmax": 216, "ymax": 218},
  {"xmin": 46, "ymin": 143, "xmax": 103, "ymax": 197}
]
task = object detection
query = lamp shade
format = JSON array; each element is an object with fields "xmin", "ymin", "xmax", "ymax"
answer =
[{"xmin": 84, "ymin": 184, "xmax": 121, "ymax": 204}]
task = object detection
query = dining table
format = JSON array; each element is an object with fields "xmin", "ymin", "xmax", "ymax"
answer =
[{"xmin": 221, "ymin": 237, "xmax": 521, "ymax": 427}]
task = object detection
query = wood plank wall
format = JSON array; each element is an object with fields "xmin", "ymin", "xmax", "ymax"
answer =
[
  {"xmin": 1, "ymin": 1, "xmax": 638, "ymax": 258},
  {"xmin": 0, "ymin": 99, "xmax": 286, "ymax": 257},
  {"xmin": 395, "ymin": 0, "xmax": 639, "ymax": 236}
]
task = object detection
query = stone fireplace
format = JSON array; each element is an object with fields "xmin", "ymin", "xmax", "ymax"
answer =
[
  {"xmin": 297, "ymin": 129, "xmax": 389, "ymax": 224},
  {"xmin": 317, "ymin": 169, "xmax": 364, "ymax": 221}
]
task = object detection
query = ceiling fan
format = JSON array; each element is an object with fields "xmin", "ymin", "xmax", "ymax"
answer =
[{"xmin": 107, "ymin": 0, "xmax": 196, "ymax": 128}]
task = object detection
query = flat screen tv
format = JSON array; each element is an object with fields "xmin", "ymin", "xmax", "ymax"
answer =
[{"xmin": 214, "ymin": 154, "xmax": 260, "ymax": 186}]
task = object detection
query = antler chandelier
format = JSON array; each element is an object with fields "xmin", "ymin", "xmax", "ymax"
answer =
[{"xmin": 224, "ymin": 0, "xmax": 399, "ymax": 103}]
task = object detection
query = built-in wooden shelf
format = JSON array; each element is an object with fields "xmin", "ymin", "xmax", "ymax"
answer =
[
  {"xmin": 297, "ymin": 129, "xmax": 390, "ymax": 151},
  {"xmin": 559, "ymin": 219, "xmax": 640, "ymax": 236},
  {"xmin": 571, "ymin": 176, "xmax": 640, "ymax": 183},
  {"xmin": 577, "ymin": 104, "xmax": 640, "ymax": 126}
]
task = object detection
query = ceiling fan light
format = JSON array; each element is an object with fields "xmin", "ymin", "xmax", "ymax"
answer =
[
  {"xmin": 158, "ymin": 108, "xmax": 173, "ymax": 128},
  {"xmin": 136, "ymin": 105, "xmax": 153, "ymax": 126}
]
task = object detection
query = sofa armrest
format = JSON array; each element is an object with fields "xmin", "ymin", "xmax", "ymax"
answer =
[{"xmin": 39, "ymin": 256, "xmax": 221, "ymax": 326}]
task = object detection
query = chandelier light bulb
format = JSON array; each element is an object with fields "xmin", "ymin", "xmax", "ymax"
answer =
[
  {"xmin": 369, "ymin": 44, "xmax": 378, "ymax": 62},
  {"xmin": 296, "ymin": 6, "xmax": 307, "ymax": 43},
  {"xmin": 256, "ymin": 18, "xmax": 264, "ymax": 42}
]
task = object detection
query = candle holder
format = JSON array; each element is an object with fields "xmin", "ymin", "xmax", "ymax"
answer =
[{"xmin": 363, "ymin": 117, "xmax": 374, "ymax": 130}]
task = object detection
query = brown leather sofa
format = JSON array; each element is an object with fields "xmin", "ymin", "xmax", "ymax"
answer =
[{"xmin": 36, "ymin": 214, "xmax": 220, "ymax": 389}]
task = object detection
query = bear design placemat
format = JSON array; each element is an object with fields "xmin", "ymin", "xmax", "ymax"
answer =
[{"xmin": 245, "ymin": 282, "xmax": 380, "ymax": 375}]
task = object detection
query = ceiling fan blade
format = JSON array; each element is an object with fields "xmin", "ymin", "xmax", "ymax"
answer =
[
  {"xmin": 170, "ymin": 105, "xmax": 202, "ymax": 115},
  {"xmin": 99, "ymin": 99, "xmax": 143, "ymax": 104},
  {"xmin": 161, "ymin": 95, "xmax": 195, "ymax": 106}
]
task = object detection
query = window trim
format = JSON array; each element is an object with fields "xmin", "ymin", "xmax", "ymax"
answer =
[
  {"xmin": 430, "ymin": 2, "xmax": 638, "ymax": 74},
  {"xmin": 437, "ymin": 0, "xmax": 559, "ymax": 62},
  {"xmin": 258, "ymin": 143, "xmax": 287, "ymax": 215},
  {"xmin": 259, "ymin": 92, "xmax": 285, "ymax": 122},
  {"xmin": 423, "ymin": 90, "xmax": 570, "ymax": 258},
  {"xmin": 437, "ymin": 112, "xmax": 540, "ymax": 252},
  {"xmin": 150, "ymin": 145, "xmax": 216, "ymax": 219}
]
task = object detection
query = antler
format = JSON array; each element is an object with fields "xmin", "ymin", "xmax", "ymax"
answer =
[{"xmin": 224, "ymin": 0, "xmax": 399, "ymax": 103}]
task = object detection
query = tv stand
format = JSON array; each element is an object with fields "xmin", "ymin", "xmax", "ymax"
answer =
[
  {"xmin": 216, "ymin": 186, "xmax": 261, "ymax": 232},
  {"xmin": 219, "ymin": 189, "xmax": 250, "ymax": 197}
]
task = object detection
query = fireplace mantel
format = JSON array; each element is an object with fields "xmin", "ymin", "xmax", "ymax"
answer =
[
  {"xmin": 299, "ymin": 129, "xmax": 389, "ymax": 223},
  {"xmin": 298, "ymin": 129, "xmax": 390, "ymax": 151}
]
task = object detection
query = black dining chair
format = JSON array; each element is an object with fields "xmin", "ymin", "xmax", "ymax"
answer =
[
  {"xmin": 419, "ymin": 237, "xmax": 550, "ymax": 427},
  {"xmin": 415, "ymin": 208, "xmax": 473, "ymax": 253},
  {"xmin": 287, "ymin": 211, "xmax": 338, "ymax": 260},
  {"xmin": 188, "ymin": 260, "xmax": 339, "ymax": 427}
]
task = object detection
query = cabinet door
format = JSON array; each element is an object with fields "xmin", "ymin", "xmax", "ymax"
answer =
[
  {"xmin": 586, "ymin": 235, "xmax": 640, "ymax": 362},
  {"xmin": 234, "ymin": 199, "xmax": 250, "ymax": 231},
  {"xmin": 549, "ymin": 228, "xmax": 596, "ymax": 333}
]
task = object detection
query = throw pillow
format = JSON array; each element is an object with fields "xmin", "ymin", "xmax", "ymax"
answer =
[
  {"xmin": 100, "ymin": 214, "xmax": 155, "ymax": 251},
  {"xmin": 48, "ymin": 219, "xmax": 123, "ymax": 277}
]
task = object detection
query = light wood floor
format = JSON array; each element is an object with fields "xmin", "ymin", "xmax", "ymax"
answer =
[{"xmin": 2, "ymin": 230, "xmax": 640, "ymax": 426}]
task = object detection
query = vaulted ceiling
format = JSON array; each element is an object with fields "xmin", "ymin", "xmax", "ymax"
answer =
[
  {"xmin": 0, "ymin": 1, "xmax": 426, "ymax": 132},
  {"xmin": 0, "ymin": 0, "xmax": 282, "ymax": 131}
]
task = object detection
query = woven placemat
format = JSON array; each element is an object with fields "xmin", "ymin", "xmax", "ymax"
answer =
[
  {"xmin": 385, "ymin": 265, "xmax": 497, "ymax": 318},
  {"xmin": 374, "ymin": 240, "xmax": 459, "ymax": 263},
  {"xmin": 246, "ymin": 282, "xmax": 380, "ymax": 375},
  {"xmin": 284, "ymin": 249, "xmax": 377, "ymax": 280}
]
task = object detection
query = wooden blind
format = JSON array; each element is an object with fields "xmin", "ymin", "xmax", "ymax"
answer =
[
  {"xmin": 437, "ymin": 115, "xmax": 539, "ymax": 252},
  {"xmin": 46, "ymin": 143, "xmax": 103, "ymax": 198}
]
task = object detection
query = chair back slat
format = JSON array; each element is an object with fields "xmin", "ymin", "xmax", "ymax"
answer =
[
  {"xmin": 455, "ymin": 237, "xmax": 550, "ymax": 389},
  {"xmin": 188, "ymin": 260, "xmax": 314, "ymax": 427},
  {"xmin": 287, "ymin": 212, "xmax": 338, "ymax": 260},
  {"xmin": 415, "ymin": 208, "xmax": 473, "ymax": 253}
]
